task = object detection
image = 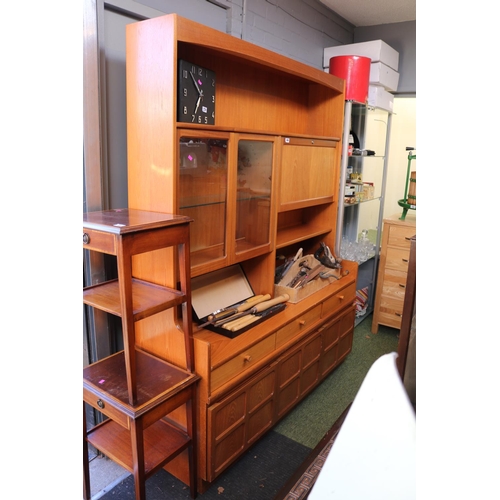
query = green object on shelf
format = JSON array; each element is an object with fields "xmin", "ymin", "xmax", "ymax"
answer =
[{"xmin": 398, "ymin": 148, "xmax": 416, "ymax": 220}]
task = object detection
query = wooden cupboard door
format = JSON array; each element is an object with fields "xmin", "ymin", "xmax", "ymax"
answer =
[
  {"xmin": 207, "ymin": 366, "xmax": 276, "ymax": 481},
  {"xmin": 178, "ymin": 131, "xmax": 230, "ymax": 272},
  {"xmin": 275, "ymin": 332, "xmax": 321, "ymax": 420},
  {"xmin": 319, "ymin": 317, "xmax": 341, "ymax": 377},
  {"xmin": 234, "ymin": 136, "xmax": 276, "ymax": 258},
  {"xmin": 319, "ymin": 305, "xmax": 355, "ymax": 377},
  {"xmin": 279, "ymin": 138, "xmax": 337, "ymax": 210},
  {"xmin": 337, "ymin": 306, "xmax": 355, "ymax": 363}
]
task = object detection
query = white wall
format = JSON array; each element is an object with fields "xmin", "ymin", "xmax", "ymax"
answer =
[{"xmin": 384, "ymin": 97, "xmax": 417, "ymax": 219}]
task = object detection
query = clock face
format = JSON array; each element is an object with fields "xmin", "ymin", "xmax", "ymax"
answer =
[{"xmin": 178, "ymin": 60, "xmax": 216, "ymax": 125}]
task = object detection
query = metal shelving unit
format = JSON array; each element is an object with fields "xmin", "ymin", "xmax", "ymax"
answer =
[{"xmin": 335, "ymin": 100, "xmax": 392, "ymax": 325}]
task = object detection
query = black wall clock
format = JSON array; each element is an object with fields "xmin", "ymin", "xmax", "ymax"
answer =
[{"xmin": 178, "ymin": 60, "xmax": 216, "ymax": 125}]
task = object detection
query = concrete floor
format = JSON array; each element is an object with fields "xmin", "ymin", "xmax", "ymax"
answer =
[{"xmin": 89, "ymin": 453, "xmax": 130, "ymax": 499}]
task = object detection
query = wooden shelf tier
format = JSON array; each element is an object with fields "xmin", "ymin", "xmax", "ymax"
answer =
[
  {"xmin": 87, "ymin": 418, "xmax": 191, "ymax": 477},
  {"xmin": 83, "ymin": 278, "xmax": 186, "ymax": 321}
]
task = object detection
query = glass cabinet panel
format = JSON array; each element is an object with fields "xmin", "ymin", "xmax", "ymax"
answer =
[
  {"xmin": 235, "ymin": 139, "xmax": 273, "ymax": 255},
  {"xmin": 178, "ymin": 135, "xmax": 229, "ymax": 268}
]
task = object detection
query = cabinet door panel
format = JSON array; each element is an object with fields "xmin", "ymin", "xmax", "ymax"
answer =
[
  {"xmin": 178, "ymin": 133, "xmax": 229, "ymax": 270},
  {"xmin": 207, "ymin": 367, "xmax": 276, "ymax": 480},
  {"xmin": 280, "ymin": 140, "xmax": 336, "ymax": 208},
  {"xmin": 235, "ymin": 137, "xmax": 274, "ymax": 256}
]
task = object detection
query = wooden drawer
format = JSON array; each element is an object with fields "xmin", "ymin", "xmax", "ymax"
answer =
[
  {"xmin": 82, "ymin": 228, "xmax": 116, "ymax": 255},
  {"xmin": 381, "ymin": 268, "xmax": 408, "ymax": 289},
  {"xmin": 275, "ymin": 304, "xmax": 322, "ymax": 348},
  {"xmin": 211, "ymin": 334, "xmax": 276, "ymax": 391},
  {"xmin": 321, "ymin": 282, "xmax": 356, "ymax": 318},
  {"xmin": 385, "ymin": 247, "xmax": 411, "ymax": 273},
  {"xmin": 83, "ymin": 387, "xmax": 129, "ymax": 429},
  {"xmin": 380, "ymin": 280, "xmax": 407, "ymax": 305},
  {"xmin": 387, "ymin": 224, "xmax": 416, "ymax": 249},
  {"xmin": 377, "ymin": 293, "xmax": 405, "ymax": 328}
]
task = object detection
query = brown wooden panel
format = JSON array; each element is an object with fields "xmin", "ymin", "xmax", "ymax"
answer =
[{"xmin": 280, "ymin": 145, "xmax": 336, "ymax": 207}]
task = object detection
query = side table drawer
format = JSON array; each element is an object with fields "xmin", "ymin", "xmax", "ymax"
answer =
[
  {"xmin": 276, "ymin": 304, "xmax": 322, "ymax": 348},
  {"xmin": 387, "ymin": 224, "xmax": 416, "ymax": 249},
  {"xmin": 83, "ymin": 387, "xmax": 130, "ymax": 429},
  {"xmin": 385, "ymin": 247, "xmax": 411, "ymax": 273},
  {"xmin": 83, "ymin": 228, "xmax": 116, "ymax": 255}
]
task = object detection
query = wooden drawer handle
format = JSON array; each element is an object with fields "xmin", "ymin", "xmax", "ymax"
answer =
[
  {"xmin": 243, "ymin": 355, "xmax": 252, "ymax": 363},
  {"xmin": 339, "ymin": 295, "xmax": 344, "ymax": 300},
  {"xmin": 83, "ymin": 232, "xmax": 90, "ymax": 244},
  {"xmin": 395, "ymin": 313, "xmax": 402, "ymax": 317},
  {"xmin": 299, "ymin": 320, "xmax": 306, "ymax": 326},
  {"xmin": 399, "ymin": 284, "xmax": 406, "ymax": 288},
  {"xmin": 402, "ymin": 259, "xmax": 409, "ymax": 263}
]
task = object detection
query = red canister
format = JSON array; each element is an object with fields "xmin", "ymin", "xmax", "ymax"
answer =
[{"xmin": 329, "ymin": 55, "xmax": 371, "ymax": 104}]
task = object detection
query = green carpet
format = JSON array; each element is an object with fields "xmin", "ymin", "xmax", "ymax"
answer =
[{"xmin": 274, "ymin": 314, "xmax": 399, "ymax": 448}]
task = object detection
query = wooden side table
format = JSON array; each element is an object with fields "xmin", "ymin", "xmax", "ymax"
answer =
[{"xmin": 83, "ymin": 209, "xmax": 199, "ymax": 499}]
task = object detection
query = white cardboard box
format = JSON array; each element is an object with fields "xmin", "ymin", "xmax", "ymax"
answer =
[
  {"xmin": 323, "ymin": 40, "xmax": 399, "ymax": 71},
  {"xmin": 368, "ymin": 85, "xmax": 394, "ymax": 113},
  {"xmin": 370, "ymin": 62, "xmax": 399, "ymax": 92}
]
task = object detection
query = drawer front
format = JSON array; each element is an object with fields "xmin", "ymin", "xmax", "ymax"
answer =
[
  {"xmin": 211, "ymin": 334, "xmax": 276, "ymax": 391},
  {"xmin": 377, "ymin": 309, "xmax": 403, "ymax": 329},
  {"xmin": 387, "ymin": 224, "xmax": 416, "ymax": 249},
  {"xmin": 321, "ymin": 282, "xmax": 356, "ymax": 318},
  {"xmin": 275, "ymin": 304, "xmax": 322, "ymax": 348},
  {"xmin": 83, "ymin": 387, "xmax": 129, "ymax": 429},
  {"xmin": 377, "ymin": 293, "xmax": 405, "ymax": 328},
  {"xmin": 382, "ymin": 268, "xmax": 408, "ymax": 289},
  {"xmin": 82, "ymin": 228, "xmax": 116, "ymax": 255},
  {"xmin": 385, "ymin": 247, "xmax": 411, "ymax": 273},
  {"xmin": 381, "ymin": 279, "xmax": 407, "ymax": 303}
]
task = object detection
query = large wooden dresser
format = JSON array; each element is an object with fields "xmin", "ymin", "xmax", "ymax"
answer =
[
  {"xmin": 124, "ymin": 13, "xmax": 357, "ymax": 493},
  {"xmin": 371, "ymin": 213, "xmax": 416, "ymax": 333}
]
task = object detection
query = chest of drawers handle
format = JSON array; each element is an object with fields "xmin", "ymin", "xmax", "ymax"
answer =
[
  {"xmin": 97, "ymin": 399, "xmax": 105, "ymax": 409},
  {"xmin": 83, "ymin": 232, "xmax": 90, "ymax": 244},
  {"xmin": 243, "ymin": 355, "xmax": 252, "ymax": 363}
]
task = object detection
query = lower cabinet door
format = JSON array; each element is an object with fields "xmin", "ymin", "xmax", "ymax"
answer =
[
  {"xmin": 275, "ymin": 332, "xmax": 322, "ymax": 421},
  {"xmin": 207, "ymin": 366, "xmax": 276, "ymax": 481},
  {"xmin": 320, "ymin": 305, "xmax": 355, "ymax": 376}
]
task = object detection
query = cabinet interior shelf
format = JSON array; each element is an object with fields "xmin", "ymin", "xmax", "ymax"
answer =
[
  {"xmin": 83, "ymin": 278, "xmax": 185, "ymax": 321},
  {"xmin": 180, "ymin": 191, "xmax": 269, "ymax": 210},
  {"xmin": 276, "ymin": 223, "xmax": 331, "ymax": 249},
  {"xmin": 87, "ymin": 418, "xmax": 191, "ymax": 477}
]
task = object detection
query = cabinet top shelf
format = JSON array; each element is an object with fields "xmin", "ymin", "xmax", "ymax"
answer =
[{"xmin": 83, "ymin": 208, "xmax": 192, "ymax": 234}]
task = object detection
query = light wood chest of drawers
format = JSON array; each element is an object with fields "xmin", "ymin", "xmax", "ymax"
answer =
[{"xmin": 372, "ymin": 213, "xmax": 416, "ymax": 332}]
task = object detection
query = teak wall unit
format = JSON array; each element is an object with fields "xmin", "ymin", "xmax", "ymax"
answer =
[
  {"xmin": 125, "ymin": 14, "xmax": 357, "ymax": 493},
  {"xmin": 371, "ymin": 212, "xmax": 416, "ymax": 332}
]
